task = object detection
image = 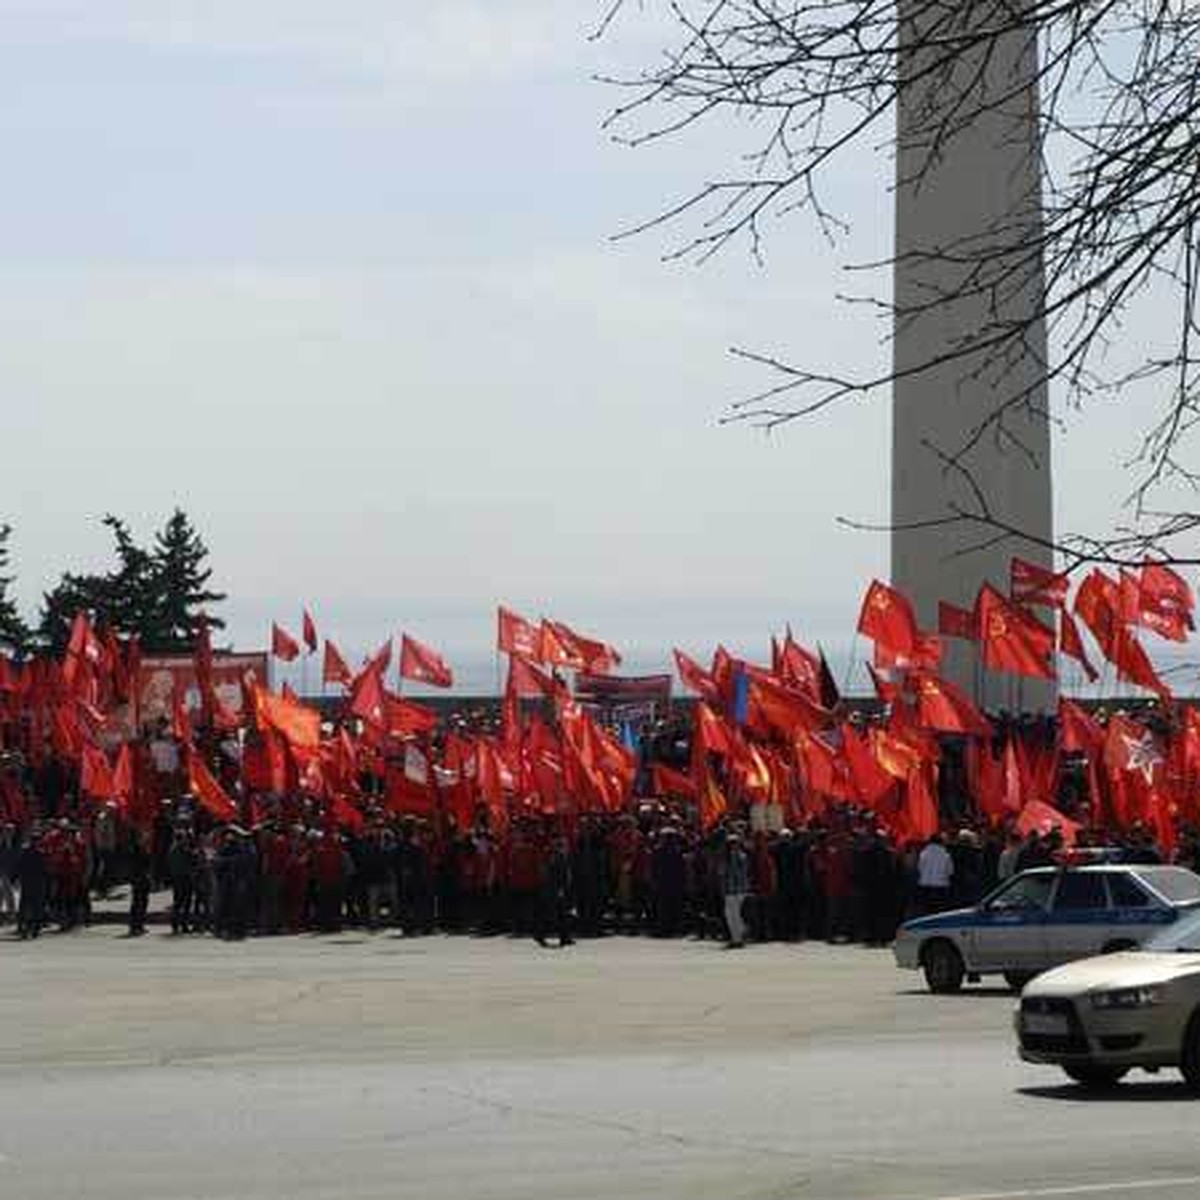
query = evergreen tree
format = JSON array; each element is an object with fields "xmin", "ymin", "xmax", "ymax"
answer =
[
  {"xmin": 37, "ymin": 571, "xmax": 106, "ymax": 655},
  {"xmin": 0, "ymin": 524, "xmax": 31, "ymax": 655},
  {"xmin": 101, "ymin": 514, "xmax": 161, "ymax": 639},
  {"xmin": 147, "ymin": 508, "xmax": 225, "ymax": 652}
]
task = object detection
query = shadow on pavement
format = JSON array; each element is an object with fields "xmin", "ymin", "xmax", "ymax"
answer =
[
  {"xmin": 1019, "ymin": 1081, "xmax": 1198, "ymax": 1103},
  {"xmin": 895, "ymin": 987, "xmax": 1016, "ymax": 998}
]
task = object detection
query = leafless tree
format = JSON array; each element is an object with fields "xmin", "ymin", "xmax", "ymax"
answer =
[{"xmin": 597, "ymin": 1, "xmax": 1200, "ymax": 568}]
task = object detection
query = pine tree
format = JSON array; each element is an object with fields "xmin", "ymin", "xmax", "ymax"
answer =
[
  {"xmin": 37, "ymin": 571, "xmax": 105, "ymax": 655},
  {"xmin": 147, "ymin": 508, "xmax": 226, "ymax": 652},
  {"xmin": 101, "ymin": 514, "xmax": 161, "ymax": 639},
  {"xmin": 0, "ymin": 524, "xmax": 31, "ymax": 655}
]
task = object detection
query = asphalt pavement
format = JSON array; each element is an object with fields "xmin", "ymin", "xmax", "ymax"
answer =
[{"xmin": 1, "ymin": 924, "xmax": 1198, "ymax": 1200}]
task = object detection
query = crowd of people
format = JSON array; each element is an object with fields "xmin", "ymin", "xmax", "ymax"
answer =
[{"xmin": 4, "ymin": 749, "xmax": 1197, "ymax": 947}]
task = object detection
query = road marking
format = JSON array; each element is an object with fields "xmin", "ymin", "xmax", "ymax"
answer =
[{"xmin": 931, "ymin": 1177, "xmax": 1200, "ymax": 1200}]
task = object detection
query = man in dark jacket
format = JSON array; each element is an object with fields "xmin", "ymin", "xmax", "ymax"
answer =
[
  {"xmin": 127, "ymin": 828, "xmax": 152, "ymax": 936},
  {"xmin": 535, "ymin": 833, "xmax": 574, "ymax": 948},
  {"xmin": 17, "ymin": 829, "xmax": 48, "ymax": 940}
]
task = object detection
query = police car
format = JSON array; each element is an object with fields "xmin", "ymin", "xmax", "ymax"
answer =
[{"xmin": 893, "ymin": 864, "xmax": 1200, "ymax": 993}]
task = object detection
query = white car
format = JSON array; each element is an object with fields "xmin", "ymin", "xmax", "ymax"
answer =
[
  {"xmin": 893, "ymin": 864, "xmax": 1200, "ymax": 993},
  {"xmin": 1016, "ymin": 908, "xmax": 1200, "ymax": 1089}
]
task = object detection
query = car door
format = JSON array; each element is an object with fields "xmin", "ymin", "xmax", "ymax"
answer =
[
  {"xmin": 1042, "ymin": 871, "xmax": 1111, "ymax": 966},
  {"xmin": 966, "ymin": 873, "xmax": 1054, "ymax": 971}
]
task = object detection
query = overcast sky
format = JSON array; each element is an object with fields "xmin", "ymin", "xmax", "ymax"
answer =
[{"xmin": 0, "ymin": 1, "xmax": 1178, "ymax": 689}]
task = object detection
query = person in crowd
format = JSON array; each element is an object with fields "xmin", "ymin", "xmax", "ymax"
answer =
[
  {"xmin": 127, "ymin": 827, "xmax": 152, "ymax": 937},
  {"xmin": 16, "ymin": 825, "xmax": 48, "ymax": 940},
  {"xmin": 168, "ymin": 827, "xmax": 200, "ymax": 935},
  {"xmin": 915, "ymin": 832, "xmax": 954, "ymax": 915},
  {"xmin": 722, "ymin": 832, "xmax": 751, "ymax": 949},
  {"xmin": 535, "ymin": 832, "xmax": 574, "ymax": 948}
]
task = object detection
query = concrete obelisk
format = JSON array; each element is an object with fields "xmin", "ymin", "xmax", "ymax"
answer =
[{"xmin": 892, "ymin": 0, "xmax": 1055, "ymax": 710}]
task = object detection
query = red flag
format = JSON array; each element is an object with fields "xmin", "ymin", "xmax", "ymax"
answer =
[
  {"xmin": 348, "ymin": 666, "xmax": 386, "ymax": 726},
  {"xmin": 778, "ymin": 634, "xmax": 822, "ymax": 701},
  {"xmin": 911, "ymin": 672, "xmax": 992, "ymax": 737},
  {"xmin": 1140, "ymin": 561, "xmax": 1194, "ymax": 617},
  {"xmin": 842, "ymin": 721, "xmax": 896, "ymax": 808},
  {"xmin": 674, "ymin": 649, "xmax": 720, "ymax": 703},
  {"xmin": 1112, "ymin": 625, "xmax": 1171, "ymax": 699},
  {"xmin": 976, "ymin": 584, "xmax": 1056, "ymax": 679},
  {"xmin": 1010, "ymin": 558, "xmax": 1069, "ymax": 608},
  {"xmin": 322, "ymin": 639, "xmax": 352, "ymax": 687},
  {"xmin": 80, "ymin": 743, "xmax": 115, "ymax": 800},
  {"xmin": 698, "ymin": 768, "xmax": 728, "ymax": 833},
  {"xmin": 937, "ymin": 601, "xmax": 978, "ymax": 641},
  {"xmin": 112, "ymin": 744, "xmax": 134, "ymax": 802},
  {"xmin": 650, "ymin": 763, "xmax": 698, "ymax": 798},
  {"xmin": 254, "ymin": 685, "xmax": 322, "ymax": 751},
  {"xmin": 1074, "ymin": 569, "xmax": 1121, "ymax": 660},
  {"xmin": 399, "ymin": 633, "xmax": 453, "ymax": 689},
  {"xmin": 187, "ymin": 745, "xmax": 238, "ymax": 822},
  {"xmin": 382, "ymin": 692, "xmax": 439, "ymax": 738},
  {"xmin": 507, "ymin": 654, "xmax": 555, "ymax": 698},
  {"xmin": 497, "ymin": 605, "xmax": 542, "ymax": 659},
  {"xmin": 1016, "ymin": 799, "xmax": 1080, "ymax": 846},
  {"xmin": 271, "ymin": 622, "xmax": 301, "ymax": 662},
  {"xmin": 366, "ymin": 638, "xmax": 392, "ymax": 676},
  {"xmin": 1058, "ymin": 611, "xmax": 1098, "ymax": 682},
  {"xmin": 1058, "ymin": 698, "xmax": 1103, "ymax": 755},
  {"xmin": 302, "ymin": 609, "xmax": 318, "ymax": 654},
  {"xmin": 694, "ymin": 702, "xmax": 734, "ymax": 757},
  {"xmin": 857, "ymin": 580, "xmax": 919, "ymax": 658}
]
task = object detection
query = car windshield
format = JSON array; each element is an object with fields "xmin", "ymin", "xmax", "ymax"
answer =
[
  {"xmin": 982, "ymin": 873, "xmax": 1054, "ymax": 911},
  {"xmin": 1145, "ymin": 909, "xmax": 1200, "ymax": 952},
  {"xmin": 1134, "ymin": 867, "xmax": 1200, "ymax": 904}
]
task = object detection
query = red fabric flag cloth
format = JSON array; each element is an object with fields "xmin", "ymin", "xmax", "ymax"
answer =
[
  {"xmin": 976, "ymin": 584, "xmax": 1056, "ymax": 679},
  {"xmin": 367, "ymin": 638, "xmax": 392, "ymax": 676},
  {"xmin": 187, "ymin": 745, "xmax": 238, "ymax": 822},
  {"xmin": 1058, "ymin": 698, "xmax": 1104, "ymax": 755},
  {"xmin": 874, "ymin": 632, "xmax": 943, "ymax": 673},
  {"xmin": 1138, "ymin": 562, "xmax": 1195, "ymax": 639},
  {"xmin": 322, "ymin": 639, "xmax": 353, "ymax": 687},
  {"xmin": 1058, "ymin": 611, "xmax": 1098, "ymax": 682},
  {"xmin": 911, "ymin": 672, "xmax": 992, "ymax": 737},
  {"xmin": 271, "ymin": 622, "xmax": 301, "ymax": 662},
  {"xmin": 778, "ymin": 634, "xmax": 822, "ymax": 700},
  {"xmin": 698, "ymin": 769, "xmax": 728, "ymax": 833},
  {"xmin": 348, "ymin": 666, "xmax": 386, "ymax": 727},
  {"xmin": 302, "ymin": 609, "xmax": 319, "ymax": 654},
  {"xmin": 842, "ymin": 721, "xmax": 896, "ymax": 808},
  {"xmin": 857, "ymin": 580, "xmax": 919, "ymax": 658},
  {"xmin": 254, "ymin": 686, "xmax": 322, "ymax": 751},
  {"xmin": 1074, "ymin": 569, "xmax": 1121, "ymax": 659},
  {"xmin": 1010, "ymin": 557, "xmax": 1070, "ymax": 608},
  {"xmin": 1112, "ymin": 625, "xmax": 1172, "ymax": 699},
  {"xmin": 937, "ymin": 601, "xmax": 978, "ymax": 641},
  {"xmin": 694, "ymin": 701, "xmax": 735, "ymax": 757},
  {"xmin": 383, "ymin": 693, "xmax": 439, "ymax": 738},
  {"xmin": 112, "ymin": 744, "xmax": 134, "ymax": 806},
  {"xmin": 80, "ymin": 742, "xmax": 115, "ymax": 800},
  {"xmin": 1016, "ymin": 799, "xmax": 1080, "ymax": 846},
  {"xmin": 674, "ymin": 649, "xmax": 720, "ymax": 703},
  {"xmin": 497, "ymin": 605, "xmax": 542, "ymax": 659},
  {"xmin": 746, "ymin": 676, "xmax": 828, "ymax": 739},
  {"xmin": 507, "ymin": 654, "xmax": 554, "ymax": 698},
  {"xmin": 650, "ymin": 763, "xmax": 698, "ymax": 798},
  {"xmin": 538, "ymin": 620, "xmax": 586, "ymax": 671},
  {"xmin": 399, "ymin": 634, "xmax": 453, "ymax": 688}
]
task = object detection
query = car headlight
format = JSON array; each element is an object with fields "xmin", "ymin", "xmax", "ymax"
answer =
[{"xmin": 1089, "ymin": 985, "xmax": 1166, "ymax": 1010}]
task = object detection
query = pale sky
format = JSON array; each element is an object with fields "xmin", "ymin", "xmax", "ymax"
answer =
[{"xmin": 0, "ymin": 1, "xmax": 1180, "ymax": 690}]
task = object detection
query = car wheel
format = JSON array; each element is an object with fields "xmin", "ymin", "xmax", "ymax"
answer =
[
  {"xmin": 1062, "ymin": 1064, "xmax": 1128, "ymax": 1090},
  {"xmin": 1004, "ymin": 971, "xmax": 1034, "ymax": 992},
  {"xmin": 1179, "ymin": 1011, "xmax": 1200, "ymax": 1093},
  {"xmin": 922, "ymin": 941, "xmax": 965, "ymax": 994}
]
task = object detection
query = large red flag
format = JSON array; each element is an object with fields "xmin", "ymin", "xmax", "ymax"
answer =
[
  {"xmin": 857, "ymin": 580, "xmax": 919, "ymax": 658},
  {"xmin": 302, "ymin": 609, "xmax": 318, "ymax": 654},
  {"xmin": 322, "ymin": 639, "xmax": 352, "ymax": 687},
  {"xmin": 1058, "ymin": 610, "xmax": 1098, "ymax": 682},
  {"xmin": 348, "ymin": 666, "xmax": 386, "ymax": 727},
  {"xmin": 1074, "ymin": 569, "xmax": 1121, "ymax": 659},
  {"xmin": 937, "ymin": 601, "xmax": 978, "ymax": 641},
  {"xmin": 254, "ymin": 685, "xmax": 322, "ymax": 751},
  {"xmin": 674, "ymin": 649, "xmax": 720, "ymax": 703},
  {"xmin": 694, "ymin": 702, "xmax": 735, "ymax": 757},
  {"xmin": 186, "ymin": 745, "xmax": 238, "ymax": 822},
  {"xmin": 1016, "ymin": 799, "xmax": 1080, "ymax": 846},
  {"xmin": 399, "ymin": 634, "xmax": 453, "ymax": 688},
  {"xmin": 976, "ymin": 584, "xmax": 1056, "ymax": 679},
  {"xmin": 271, "ymin": 623, "xmax": 301, "ymax": 662},
  {"xmin": 506, "ymin": 654, "xmax": 555, "ymax": 698},
  {"xmin": 383, "ymin": 692, "xmax": 439, "ymax": 738},
  {"xmin": 1010, "ymin": 558, "xmax": 1070, "ymax": 608},
  {"xmin": 1058, "ymin": 698, "xmax": 1104, "ymax": 755},
  {"xmin": 497, "ymin": 606, "xmax": 542, "ymax": 659},
  {"xmin": 651, "ymin": 763, "xmax": 698, "ymax": 798},
  {"xmin": 80, "ymin": 743, "xmax": 115, "ymax": 800},
  {"xmin": 911, "ymin": 672, "xmax": 992, "ymax": 737},
  {"xmin": 1111, "ymin": 625, "xmax": 1171, "ymax": 699}
]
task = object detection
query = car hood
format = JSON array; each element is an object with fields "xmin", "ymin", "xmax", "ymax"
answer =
[
  {"xmin": 1026, "ymin": 951, "xmax": 1200, "ymax": 997},
  {"xmin": 899, "ymin": 906, "xmax": 978, "ymax": 933}
]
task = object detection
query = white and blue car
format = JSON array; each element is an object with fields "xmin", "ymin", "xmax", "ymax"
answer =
[{"xmin": 893, "ymin": 864, "xmax": 1200, "ymax": 993}]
